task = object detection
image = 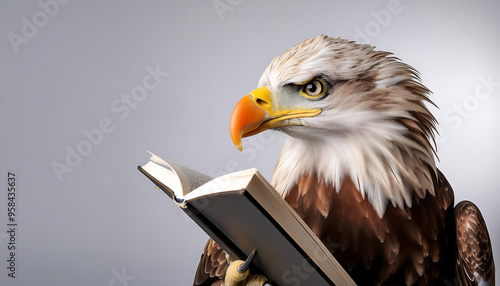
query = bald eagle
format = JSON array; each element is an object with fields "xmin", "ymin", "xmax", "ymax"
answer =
[{"xmin": 193, "ymin": 35, "xmax": 495, "ymax": 286}]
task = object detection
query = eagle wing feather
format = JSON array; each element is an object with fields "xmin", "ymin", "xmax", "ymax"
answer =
[
  {"xmin": 193, "ymin": 238, "xmax": 227, "ymax": 286},
  {"xmin": 455, "ymin": 201, "xmax": 495, "ymax": 286}
]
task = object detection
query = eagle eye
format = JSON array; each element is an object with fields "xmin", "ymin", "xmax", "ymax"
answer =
[{"xmin": 300, "ymin": 78, "xmax": 326, "ymax": 99}]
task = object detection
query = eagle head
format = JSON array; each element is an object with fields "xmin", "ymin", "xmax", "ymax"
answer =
[{"xmin": 230, "ymin": 35, "xmax": 438, "ymax": 217}]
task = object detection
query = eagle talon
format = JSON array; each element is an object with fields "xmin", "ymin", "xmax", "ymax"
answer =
[
  {"xmin": 224, "ymin": 250, "xmax": 271, "ymax": 286},
  {"xmin": 237, "ymin": 249, "xmax": 256, "ymax": 273}
]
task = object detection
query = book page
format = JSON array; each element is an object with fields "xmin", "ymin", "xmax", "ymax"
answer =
[
  {"xmin": 183, "ymin": 169, "xmax": 253, "ymax": 201},
  {"xmin": 146, "ymin": 152, "xmax": 212, "ymax": 197}
]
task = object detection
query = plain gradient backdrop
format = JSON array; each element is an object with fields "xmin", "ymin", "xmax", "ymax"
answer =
[{"xmin": 1, "ymin": 1, "xmax": 499, "ymax": 285}]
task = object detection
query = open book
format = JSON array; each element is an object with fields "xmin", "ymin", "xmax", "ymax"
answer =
[{"xmin": 138, "ymin": 152, "xmax": 355, "ymax": 286}]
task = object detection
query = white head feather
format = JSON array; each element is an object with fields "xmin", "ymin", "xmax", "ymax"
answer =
[{"xmin": 259, "ymin": 35, "xmax": 437, "ymax": 217}]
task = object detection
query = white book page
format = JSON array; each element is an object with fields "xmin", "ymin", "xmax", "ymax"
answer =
[
  {"xmin": 147, "ymin": 151, "xmax": 212, "ymax": 197},
  {"xmin": 183, "ymin": 168, "xmax": 257, "ymax": 201}
]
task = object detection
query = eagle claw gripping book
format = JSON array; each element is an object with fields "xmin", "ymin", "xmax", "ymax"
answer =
[{"xmin": 139, "ymin": 152, "xmax": 355, "ymax": 286}]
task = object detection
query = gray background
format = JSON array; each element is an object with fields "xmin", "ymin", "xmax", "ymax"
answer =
[{"xmin": 1, "ymin": 1, "xmax": 499, "ymax": 285}]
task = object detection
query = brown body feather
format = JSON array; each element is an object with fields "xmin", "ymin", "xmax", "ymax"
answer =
[
  {"xmin": 283, "ymin": 169, "xmax": 455, "ymax": 285},
  {"xmin": 193, "ymin": 171, "xmax": 495, "ymax": 286},
  {"xmin": 193, "ymin": 35, "xmax": 495, "ymax": 286}
]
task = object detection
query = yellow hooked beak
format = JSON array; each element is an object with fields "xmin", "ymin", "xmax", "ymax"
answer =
[{"xmin": 229, "ymin": 86, "xmax": 322, "ymax": 151}]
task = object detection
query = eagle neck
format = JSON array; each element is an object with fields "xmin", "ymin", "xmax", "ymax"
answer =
[{"xmin": 271, "ymin": 134, "xmax": 436, "ymax": 218}]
